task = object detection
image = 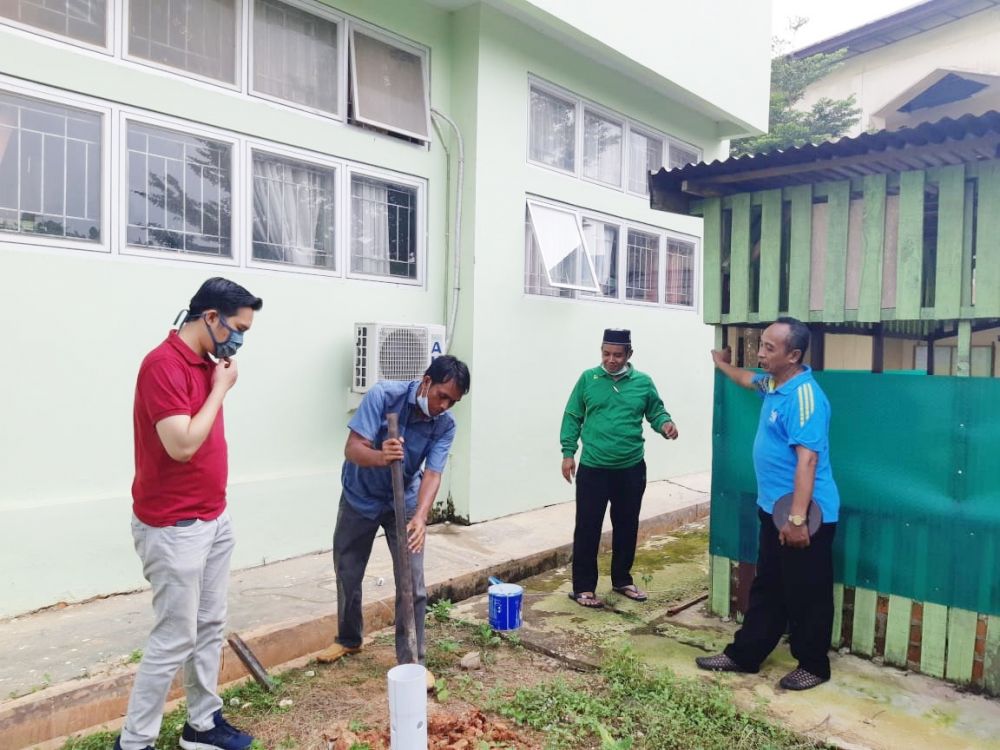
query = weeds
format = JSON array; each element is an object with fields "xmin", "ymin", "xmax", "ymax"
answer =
[
  {"xmin": 473, "ymin": 623, "xmax": 502, "ymax": 649},
  {"xmin": 127, "ymin": 649, "xmax": 143, "ymax": 664},
  {"xmin": 429, "ymin": 598, "xmax": 455, "ymax": 622}
]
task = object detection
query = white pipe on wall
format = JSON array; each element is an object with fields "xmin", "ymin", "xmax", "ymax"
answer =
[{"xmin": 431, "ymin": 108, "xmax": 464, "ymax": 354}]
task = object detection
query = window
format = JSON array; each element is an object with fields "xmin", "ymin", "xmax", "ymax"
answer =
[
  {"xmin": 350, "ymin": 173, "xmax": 418, "ymax": 280},
  {"xmin": 626, "ymin": 229, "xmax": 659, "ymax": 302},
  {"xmin": 583, "ymin": 108, "xmax": 622, "ymax": 187},
  {"xmin": 252, "ymin": 0, "xmax": 340, "ymax": 116},
  {"xmin": 627, "ymin": 128, "xmax": 663, "ymax": 195},
  {"xmin": 251, "ymin": 151, "xmax": 335, "ymax": 269},
  {"xmin": 126, "ymin": 120, "xmax": 232, "ymax": 257},
  {"xmin": 523, "ymin": 210, "xmax": 572, "ymax": 298},
  {"xmin": 529, "ymin": 85, "xmax": 575, "ymax": 172},
  {"xmin": 1, "ymin": 0, "xmax": 107, "ymax": 46},
  {"xmin": 914, "ymin": 345, "xmax": 994, "ymax": 376},
  {"xmin": 668, "ymin": 140, "xmax": 700, "ymax": 170},
  {"xmin": 349, "ymin": 26, "xmax": 429, "ymax": 142},
  {"xmin": 526, "ymin": 200, "xmax": 599, "ymax": 292},
  {"xmin": 128, "ymin": 0, "xmax": 239, "ymax": 84},
  {"xmin": 665, "ymin": 237, "xmax": 695, "ymax": 306},
  {"xmin": 0, "ymin": 91, "xmax": 102, "ymax": 242},
  {"xmin": 581, "ymin": 218, "xmax": 618, "ymax": 297}
]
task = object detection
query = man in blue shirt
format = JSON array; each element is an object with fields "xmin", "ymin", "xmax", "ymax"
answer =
[
  {"xmin": 316, "ymin": 356, "xmax": 470, "ymax": 677},
  {"xmin": 696, "ymin": 317, "xmax": 839, "ymax": 691}
]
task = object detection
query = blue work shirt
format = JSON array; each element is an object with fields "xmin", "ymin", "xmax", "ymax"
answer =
[
  {"xmin": 341, "ymin": 380, "xmax": 456, "ymax": 520},
  {"xmin": 751, "ymin": 366, "xmax": 840, "ymax": 522}
]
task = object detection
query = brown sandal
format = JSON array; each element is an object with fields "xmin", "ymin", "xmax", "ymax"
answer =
[
  {"xmin": 612, "ymin": 585, "xmax": 648, "ymax": 602},
  {"xmin": 568, "ymin": 591, "xmax": 604, "ymax": 608}
]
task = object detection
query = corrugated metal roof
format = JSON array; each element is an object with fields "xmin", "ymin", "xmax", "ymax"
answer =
[{"xmin": 650, "ymin": 110, "xmax": 1000, "ymax": 200}]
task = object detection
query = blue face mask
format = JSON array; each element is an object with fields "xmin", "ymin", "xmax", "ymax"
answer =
[{"xmin": 204, "ymin": 314, "xmax": 243, "ymax": 359}]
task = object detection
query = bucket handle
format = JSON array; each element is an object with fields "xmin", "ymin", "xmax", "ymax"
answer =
[{"xmin": 488, "ymin": 576, "xmax": 503, "ymax": 586}]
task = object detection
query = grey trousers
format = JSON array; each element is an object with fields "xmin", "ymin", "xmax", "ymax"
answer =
[
  {"xmin": 120, "ymin": 512, "xmax": 234, "ymax": 750},
  {"xmin": 333, "ymin": 495, "xmax": 426, "ymax": 664}
]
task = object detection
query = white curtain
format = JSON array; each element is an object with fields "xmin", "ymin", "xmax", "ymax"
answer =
[
  {"xmin": 628, "ymin": 130, "xmax": 663, "ymax": 194},
  {"xmin": 582, "ymin": 220, "xmax": 618, "ymax": 297},
  {"xmin": 529, "ymin": 88, "xmax": 574, "ymax": 171},
  {"xmin": 351, "ymin": 177, "xmax": 389, "ymax": 275},
  {"xmin": 583, "ymin": 111, "xmax": 622, "ymax": 186},
  {"xmin": 252, "ymin": 157, "xmax": 332, "ymax": 268}
]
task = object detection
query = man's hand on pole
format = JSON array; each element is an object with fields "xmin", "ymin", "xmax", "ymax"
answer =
[
  {"xmin": 381, "ymin": 436, "xmax": 405, "ymax": 466},
  {"xmin": 561, "ymin": 457, "xmax": 576, "ymax": 483}
]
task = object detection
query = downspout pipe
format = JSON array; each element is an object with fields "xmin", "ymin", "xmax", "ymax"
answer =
[{"xmin": 430, "ymin": 108, "xmax": 464, "ymax": 354}]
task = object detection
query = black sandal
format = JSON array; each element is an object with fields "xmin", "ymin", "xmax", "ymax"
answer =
[
  {"xmin": 568, "ymin": 591, "xmax": 604, "ymax": 608},
  {"xmin": 612, "ymin": 585, "xmax": 648, "ymax": 602},
  {"xmin": 695, "ymin": 653, "xmax": 749, "ymax": 673},
  {"xmin": 779, "ymin": 667, "xmax": 828, "ymax": 691}
]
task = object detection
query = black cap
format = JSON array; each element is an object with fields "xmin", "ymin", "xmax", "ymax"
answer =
[{"xmin": 603, "ymin": 328, "xmax": 631, "ymax": 346}]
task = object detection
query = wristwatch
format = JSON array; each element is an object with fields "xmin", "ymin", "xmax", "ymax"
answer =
[{"xmin": 788, "ymin": 514, "xmax": 806, "ymax": 527}]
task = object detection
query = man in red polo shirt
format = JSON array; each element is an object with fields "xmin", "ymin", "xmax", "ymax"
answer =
[{"xmin": 117, "ymin": 278, "xmax": 262, "ymax": 750}]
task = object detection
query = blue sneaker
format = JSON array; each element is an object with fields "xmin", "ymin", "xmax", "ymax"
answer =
[
  {"xmin": 179, "ymin": 710, "xmax": 253, "ymax": 750},
  {"xmin": 112, "ymin": 734, "xmax": 154, "ymax": 750}
]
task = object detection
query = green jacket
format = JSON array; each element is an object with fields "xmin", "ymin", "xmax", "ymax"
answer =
[{"xmin": 560, "ymin": 365, "xmax": 672, "ymax": 469}]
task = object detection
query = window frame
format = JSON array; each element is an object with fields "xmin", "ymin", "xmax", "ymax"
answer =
[
  {"xmin": 118, "ymin": 109, "xmax": 241, "ymax": 266},
  {"xmin": 347, "ymin": 20, "xmax": 431, "ymax": 144},
  {"xmin": 0, "ymin": 79, "xmax": 112, "ymax": 255},
  {"xmin": 345, "ymin": 163, "xmax": 426, "ymax": 287},
  {"xmin": 666, "ymin": 135, "xmax": 702, "ymax": 172},
  {"xmin": 123, "ymin": 0, "xmax": 244, "ymax": 92},
  {"xmin": 580, "ymin": 102, "xmax": 625, "ymax": 190},
  {"xmin": 248, "ymin": 0, "xmax": 347, "ymax": 121},
  {"xmin": 0, "ymin": 0, "xmax": 113, "ymax": 55},
  {"xmin": 525, "ymin": 198, "xmax": 600, "ymax": 293},
  {"xmin": 526, "ymin": 79, "xmax": 579, "ymax": 178},
  {"xmin": 624, "ymin": 122, "xmax": 666, "ymax": 198},
  {"xmin": 244, "ymin": 139, "xmax": 343, "ymax": 278}
]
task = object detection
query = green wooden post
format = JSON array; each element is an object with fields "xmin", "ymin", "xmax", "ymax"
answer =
[
  {"xmin": 934, "ymin": 165, "xmax": 965, "ymax": 319},
  {"xmin": 711, "ymin": 555, "xmax": 731, "ymax": 618},
  {"xmin": 975, "ymin": 162, "xmax": 1000, "ymax": 316},
  {"xmin": 759, "ymin": 189, "xmax": 782, "ymax": 321},
  {"xmin": 921, "ymin": 602, "xmax": 949, "ymax": 678},
  {"xmin": 703, "ymin": 198, "xmax": 723, "ymax": 324},
  {"xmin": 823, "ymin": 181, "xmax": 851, "ymax": 322},
  {"xmin": 956, "ymin": 320, "xmax": 972, "ymax": 377},
  {"xmin": 884, "ymin": 595, "xmax": 912, "ymax": 667},
  {"xmin": 851, "ymin": 587, "xmax": 878, "ymax": 657},
  {"xmin": 858, "ymin": 174, "xmax": 887, "ymax": 322},
  {"xmin": 729, "ymin": 194, "xmax": 752, "ymax": 322},
  {"xmin": 831, "ymin": 582, "xmax": 844, "ymax": 648},
  {"xmin": 945, "ymin": 607, "xmax": 978, "ymax": 684},
  {"xmin": 986, "ymin": 615, "xmax": 1000, "ymax": 694},
  {"xmin": 786, "ymin": 185, "xmax": 812, "ymax": 319},
  {"xmin": 896, "ymin": 170, "xmax": 926, "ymax": 320},
  {"xmin": 961, "ymin": 180, "xmax": 976, "ymax": 308}
]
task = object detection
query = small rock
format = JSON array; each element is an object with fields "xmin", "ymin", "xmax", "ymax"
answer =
[
  {"xmin": 460, "ymin": 651, "xmax": 482, "ymax": 670},
  {"xmin": 721, "ymin": 616, "xmax": 732, "ymax": 623},
  {"xmin": 376, "ymin": 577, "xmax": 385, "ymax": 586},
  {"xmin": 872, "ymin": 656, "xmax": 884, "ymax": 666},
  {"xmin": 304, "ymin": 670, "xmax": 316, "ymax": 677},
  {"xmin": 838, "ymin": 647, "xmax": 850, "ymax": 655},
  {"xmin": 279, "ymin": 698, "xmax": 294, "ymax": 708},
  {"xmin": 229, "ymin": 697, "xmax": 241, "ymax": 707}
]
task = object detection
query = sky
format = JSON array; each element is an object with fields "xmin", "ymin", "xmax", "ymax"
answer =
[{"xmin": 771, "ymin": 0, "xmax": 924, "ymax": 53}]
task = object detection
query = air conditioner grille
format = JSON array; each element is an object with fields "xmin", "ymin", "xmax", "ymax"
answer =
[
  {"xmin": 379, "ymin": 326, "xmax": 428, "ymax": 381},
  {"xmin": 354, "ymin": 326, "xmax": 368, "ymax": 389}
]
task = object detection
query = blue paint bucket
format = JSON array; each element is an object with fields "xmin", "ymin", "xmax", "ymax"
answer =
[{"xmin": 488, "ymin": 582, "xmax": 523, "ymax": 631}]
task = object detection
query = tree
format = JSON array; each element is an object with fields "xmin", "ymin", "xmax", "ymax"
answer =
[{"xmin": 731, "ymin": 19, "xmax": 861, "ymax": 157}]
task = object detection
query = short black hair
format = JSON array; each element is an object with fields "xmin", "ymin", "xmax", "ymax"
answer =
[
  {"xmin": 425, "ymin": 355, "xmax": 470, "ymax": 394},
  {"xmin": 775, "ymin": 316, "xmax": 810, "ymax": 364},
  {"xmin": 185, "ymin": 277, "xmax": 263, "ymax": 321}
]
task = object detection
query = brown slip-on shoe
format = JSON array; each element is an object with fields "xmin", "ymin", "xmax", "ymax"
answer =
[{"xmin": 315, "ymin": 643, "xmax": 362, "ymax": 664}]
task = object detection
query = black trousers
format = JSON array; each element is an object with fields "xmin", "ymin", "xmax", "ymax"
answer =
[
  {"xmin": 724, "ymin": 508, "xmax": 837, "ymax": 679},
  {"xmin": 571, "ymin": 460, "xmax": 646, "ymax": 594}
]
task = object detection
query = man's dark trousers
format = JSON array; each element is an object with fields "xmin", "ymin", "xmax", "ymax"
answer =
[
  {"xmin": 725, "ymin": 508, "xmax": 838, "ymax": 679},
  {"xmin": 571, "ymin": 460, "xmax": 646, "ymax": 594}
]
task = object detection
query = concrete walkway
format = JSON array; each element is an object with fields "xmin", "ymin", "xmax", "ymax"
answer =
[{"xmin": 0, "ymin": 473, "xmax": 710, "ymax": 749}]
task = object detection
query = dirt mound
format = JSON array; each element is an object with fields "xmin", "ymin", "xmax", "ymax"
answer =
[{"xmin": 324, "ymin": 708, "xmax": 526, "ymax": 749}]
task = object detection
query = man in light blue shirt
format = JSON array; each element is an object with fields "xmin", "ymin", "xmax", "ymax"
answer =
[
  {"xmin": 696, "ymin": 317, "xmax": 839, "ymax": 691},
  {"xmin": 316, "ymin": 356, "xmax": 469, "ymax": 675}
]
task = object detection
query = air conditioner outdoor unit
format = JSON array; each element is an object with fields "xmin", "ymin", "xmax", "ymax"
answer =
[{"xmin": 352, "ymin": 322, "xmax": 447, "ymax": 393}]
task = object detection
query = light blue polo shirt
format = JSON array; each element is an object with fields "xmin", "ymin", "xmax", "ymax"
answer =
[
  {"xmin": 751, "ymin": 366, "xmax": 840, "ymax": 523},
  {"xmin": 341, "ymin": 380, "xmax": 456, "ymax": 520}
]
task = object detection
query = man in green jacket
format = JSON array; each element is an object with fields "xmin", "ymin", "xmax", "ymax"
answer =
[{"xmin": 561, "ymin": 328, "xmax": 678, "ymax": 608}]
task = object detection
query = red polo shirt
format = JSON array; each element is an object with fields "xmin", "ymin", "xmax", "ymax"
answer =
[{"xmin": 131, "ymin": 331, "xmax": 227, "ymax": 526}]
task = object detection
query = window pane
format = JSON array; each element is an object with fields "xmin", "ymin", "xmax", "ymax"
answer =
[
  {"xmin": 526, "ymin": 202, "xmax": 598, "ymax": 291},
  {"xmin": 581, "ymin": 218, "xmax": 618, "ymax": 298},
  {"xmin": 971, "ymin": 346, "xmax": 993, "ymax": 377},
  {"xmin": 253, "ymin": 0, "xmax": 338, "ymax": 115},
  {"xmin": 665, "ymin": 237, "xmax": 695, "ymax": 306},
  {"xmin": 0, "ymin": 92, "xmax": 102, "ymax": 241},
  {"xmin": 583, "ymin": 109, "xmax": 622, "ymax": 186},
  {"xmin": 626, "ymin": 229, "xmax": 659, "ymax": 302},
  {"xmin": 351, "ymin": 30, "xmax": 428, "ymax": 139},
  {"xmin": 351, "ymin": 174, "xmax": 417, "ymax": 279},
  {"xmin": 128, "ymin": 0, "xmax": 238, "ymax": 84},
  {"xmin": 529, "ymin": 87, "xmax": 574, "ymax": 172},
  {"xmin": 524, "ymin": 209, "xmax": 572, "ymax": 298},
  {"xmin": 252, "ymin": 152, "xmax": 335, "ymax": 269},
  {"xmin": 2, "ymin": 0, "xmax": 107, "ymax": 46},
  {"xmin": 126, "ymin": 121, "xmax": 231, "ymax": 257},
  {"xmin": 668, "ymin": 141, "xmax": 700, "ymax": 170},
  {"xmin": 628, "ymin": 129, "xmax": 662, "ymax": 195}
]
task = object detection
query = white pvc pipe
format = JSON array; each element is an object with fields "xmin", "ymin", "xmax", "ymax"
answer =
[
  {"xmin": 387, "ymin": 663, "xmax": 427, "ymax": 749},
  {"xmin": 430, "ymin": 108, "xmax": 464, "ymax": 354}
]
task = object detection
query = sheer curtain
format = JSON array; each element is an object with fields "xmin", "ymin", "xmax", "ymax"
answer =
[
  {"xmin": 252, "ymin": 156, "xmax": 333, "ymax": 268},
  {"xmin": 583, "ymin": 110, "xmax": 622, "ymax": 186},
  {"xmin": 529, "ymin": 87, "xmax": 575, "ymax": 171},
  {"xmin": 351, "ymin": 176, "xmax": 389, "ymax": 275},
  {"xmin": 628, "ymin": 130, "xmax": 663, "ymax": 194},
  {"xmin": 582, "ymin": 219, "xmax": 618, "ymax": 297}
]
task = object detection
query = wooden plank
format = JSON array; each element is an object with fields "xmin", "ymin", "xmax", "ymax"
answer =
[
  {"xmin": 729, "ymin": 194, "xmax": 752, "ymax": 322},
  {"xmin": 975, "ymin": 162, "xmax": 1000, "ymax": 315},
  {"xmin": 895, "ymin": 170, "xmax": 926, "ymax": 320},
  {"xmin": 703, "ymin": 198, "xmax": 723, "ymax": 324},
  {"xmin": 824, "ymin": 181, "xmax": 851, "ymax": 321},
  {"xmin": 881, "ymin": 194, "xmax": 900, "ymax": 314},
  {"xmin": 962, "ymin": 181, "xmax": 976, "ymax": 308},
  {"xmin": 810, "ymin": 202, "xmax": 828, "ymax": 312},
  {"xmin": 758, "ymin": 189, "xmax": 782, "ymax": 321},
  {"xmin": 921, "ymin": 602, "xmax": 949, "ymax": 678},
  {"xmin": 884, "ymin": 594, "xmax": 911, "ymax": 667},
  {"xmin": 710, "ymin": 555, "xmax": 731, "ymax": 618},
  {"xmin": 985, "ymin": 615, "xmax": 1000, "ymax": 694},
  {"xmin": 934, "ymin": 165, "xmax": 966, "ymax": 319},
  {"xmin": 831, "ymin": 582, "xmax": 845, "ymax": 649},
  {"xmin": 787, "ymin": 185, "xmax": 813, "ymax": 319},
  {"xmin": 858, "ymin": 174, "xmax": 887, "ymax": 322},
  {"xmin": 945, "ymin": 607, "xmax": 978, "ymax": 683},
  {"xmin": 956, "ymin": 320, "xmax": 972, "ymax": 377},
  {"xmin": 852, "ymin": 587, "xmax": 878, "ymax": 657}
]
